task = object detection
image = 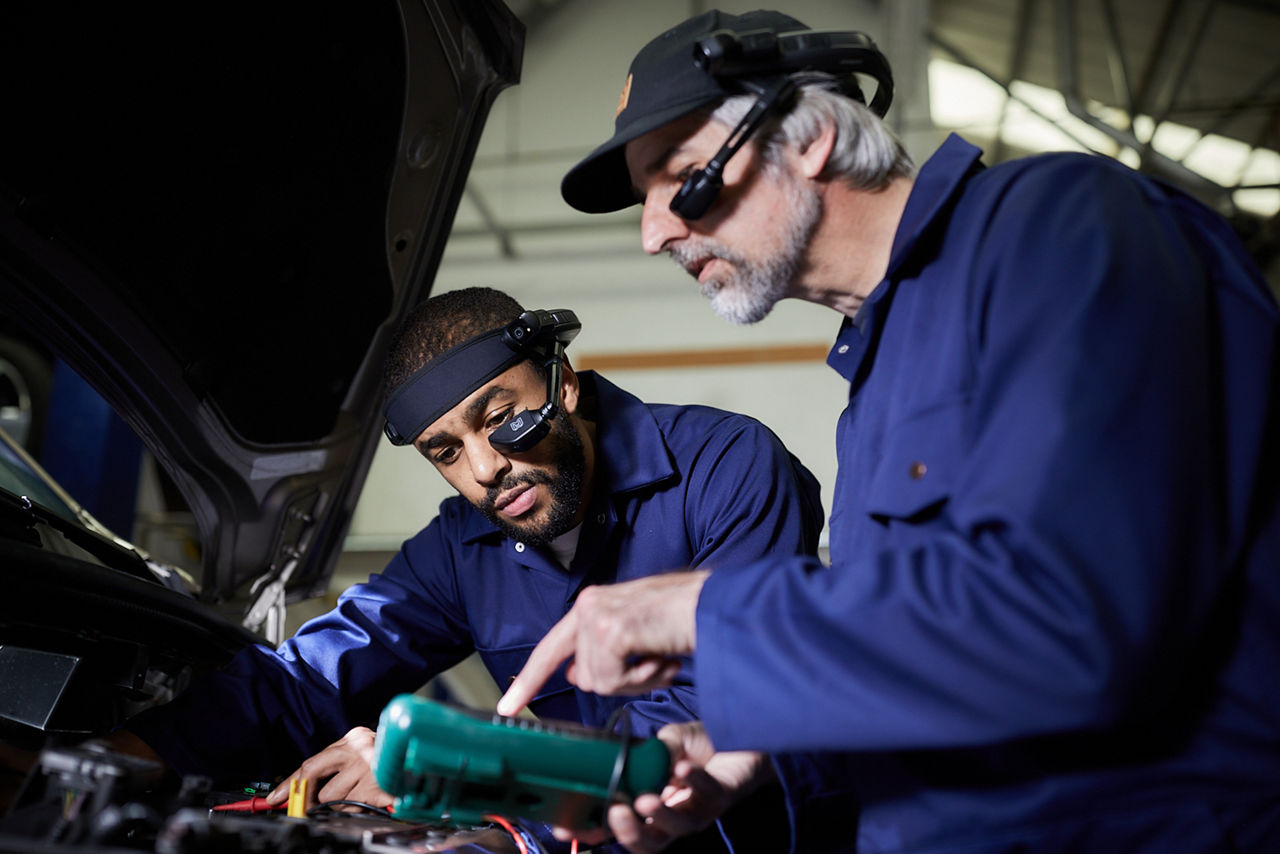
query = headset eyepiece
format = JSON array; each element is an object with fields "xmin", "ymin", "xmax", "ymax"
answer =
[
  {"xmin": 488, "ymin": 310, "xmax": 581, "ymax": 453},
  {"xmin": 669, "ymin": 76, "xmax": 796, "ymax": 221}
]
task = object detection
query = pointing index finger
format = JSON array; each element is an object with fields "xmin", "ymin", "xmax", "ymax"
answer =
[{"xmin": 497, "ymin": 609, "xmax": 579, "ymax": 716}]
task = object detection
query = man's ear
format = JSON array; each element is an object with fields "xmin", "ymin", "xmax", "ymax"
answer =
[
  {"xmin": 799, "ymin": 120, "xmax": 837, "ymax": 180},
  {"xmin": 560, "ymin": 360, "xmax": 581, "ymax": 415}
]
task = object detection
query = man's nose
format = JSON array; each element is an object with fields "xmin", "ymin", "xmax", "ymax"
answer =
[
  {"xmin": 467, "ymin": 435, "xmax": 511, "ymax": 485},
  {"xmin": 640, "ymin": 190, "xmax": 690, "ymax": 255}
]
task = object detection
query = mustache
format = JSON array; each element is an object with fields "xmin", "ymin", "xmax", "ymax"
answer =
[
  {"xmin": 668, "ymin": 237, "xmax": 742, "ymax": 264},
  {"xmin": 668, "ymin": 239, "xmax": 747, "ymax": 286},
  {"xmin": 481, "ymin": 470, "xmax": 554, "ymax": 515},
  {"xmin": 668, "ymin": 241, "xmax": 711, "ymax": 274}
]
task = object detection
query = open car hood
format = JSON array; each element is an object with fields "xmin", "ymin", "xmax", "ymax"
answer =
[{"xmin": 0, "ymin": 0, "xmax": 522, "ymax": 623}]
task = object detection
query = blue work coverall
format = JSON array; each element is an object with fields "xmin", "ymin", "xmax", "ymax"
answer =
[
  {"xmin": 131, "ymin": 371, "xmax": 822, "ymax": 850},
  {"xmin": 694, "ymin": 135, "xmax": 1280, "ymax": 852}
]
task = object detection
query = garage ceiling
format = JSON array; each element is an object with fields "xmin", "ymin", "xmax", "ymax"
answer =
[
  {"xmin": 929, "ymin": 0, "xmax": 1280, "ymax": 272},
  {"xmin": 932, "ymin": 0, "xmax": 1279, "ymax": 160}
]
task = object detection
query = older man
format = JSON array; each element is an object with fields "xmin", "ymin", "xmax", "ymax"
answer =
[{"xmin": 501, "ymin": 9, "xmax": 1280, "ymax": 854}]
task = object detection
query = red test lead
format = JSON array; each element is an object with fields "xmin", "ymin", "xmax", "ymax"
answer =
[{"xmin": 211, "ymin": 797, "xmax": 280, "ymax": 813}]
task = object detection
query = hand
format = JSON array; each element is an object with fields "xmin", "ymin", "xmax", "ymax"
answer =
[
  {"xmin": 497, "ymin": 570, "xmax": 709, "ymax": 716},
  {"xmin": 264, "ymin": 726, "xmax": 393, "ymax": 812},
  {"xmin": 596, "ymin": 722, "xmax": 774, "ymax": 854}
]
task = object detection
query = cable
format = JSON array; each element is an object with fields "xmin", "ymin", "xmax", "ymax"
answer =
[
  {"xmin": 306, "ymin": 799, "xmax": 396, "ymax": 817},
  {"xmin": 484, "ymin": 813, "xmax": 531, "ymax": 854},
  {"xmin": 603, "ymin": 707, "xmax": 633, "ymax": 809}
]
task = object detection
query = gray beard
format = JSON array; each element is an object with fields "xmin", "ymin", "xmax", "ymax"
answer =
[{"xmin": 670, "ymin": 177, "xmax": 822, "ymax": 325}]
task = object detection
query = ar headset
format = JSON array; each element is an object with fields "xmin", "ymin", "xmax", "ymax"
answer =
[
  {"xmin": 670, "ymin": 27, "xmax": 895, "ymax": 221},
  {"xmin": 383, "ymin": 309, "xmax": 582, "ymax": 453}
]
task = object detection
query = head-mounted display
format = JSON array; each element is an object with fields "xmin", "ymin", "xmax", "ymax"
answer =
[{"xmin": 383, "ymin": 309, "xmax": 581, "ymax": 451}]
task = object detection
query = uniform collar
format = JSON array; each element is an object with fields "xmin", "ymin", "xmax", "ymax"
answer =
[
  {"xmin": 827, "ymin": 135, "xmax": 985, "ymax": 383},
  {"xmin": 457, "ymin": 370, "xmax": 675, "ymax": 544},
  {"xmin": 884, "ymin": 133, "xmax": 985, "ymax": 280},
  {"xmin": 579, "ymin": 370, "xmax": 678, "ymax": 495}
]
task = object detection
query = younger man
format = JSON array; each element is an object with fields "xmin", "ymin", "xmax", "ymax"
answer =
[{"xmin": 124, "ymin": 286, "xmax": 822, "ymax": 851}]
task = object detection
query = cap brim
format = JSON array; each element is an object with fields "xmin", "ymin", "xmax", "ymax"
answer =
[{"xmin": 560, "ymin": 94, "xmax": 721, "ymax": 214}]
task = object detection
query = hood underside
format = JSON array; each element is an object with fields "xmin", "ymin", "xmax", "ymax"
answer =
[{"xmin": 0, "ymin": 0, "xmax": 523, "ymax": 618}]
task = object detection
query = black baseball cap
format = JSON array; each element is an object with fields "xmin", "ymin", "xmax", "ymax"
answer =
[{"xmin": 560, "ymin": 9, "xmax": 809, "ymax": 215}]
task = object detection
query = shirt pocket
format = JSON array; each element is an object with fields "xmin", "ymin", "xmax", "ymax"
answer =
[
  {"xmin": 865, "ymin": 398, "xmax": 968, "ymax": 524},
  {"xmin": 475, "ymin": 643, "xmax": 579, "ymax": 720}
]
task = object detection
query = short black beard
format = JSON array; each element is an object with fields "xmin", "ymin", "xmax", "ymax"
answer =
[{"xmin": 478, "ymin": 412, "xmax": 586, "ymax": 548}]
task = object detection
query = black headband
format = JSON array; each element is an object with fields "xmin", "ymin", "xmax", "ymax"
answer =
[{"xmin": 382, "ymin": 329, "xmax": 525, "ymax": 445}]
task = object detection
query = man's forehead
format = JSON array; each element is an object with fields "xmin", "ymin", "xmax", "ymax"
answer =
[
  {"xmin": 626, "ymin": 113, "xmax": 717, "ymax": 178},
  {"xmin": 413, "ymin": 363, "xmax": 534, "ymax": 446}
]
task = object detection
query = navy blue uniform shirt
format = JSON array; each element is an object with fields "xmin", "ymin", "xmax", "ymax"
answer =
[{"xmin": 695, "ymin": 135, "xmax": 1280, "ymax": 853}]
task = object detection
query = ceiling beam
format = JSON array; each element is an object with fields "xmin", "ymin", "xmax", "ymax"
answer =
[{"xmin": 463, "ymin": 186, "xmax": 517, "ymax": 259}]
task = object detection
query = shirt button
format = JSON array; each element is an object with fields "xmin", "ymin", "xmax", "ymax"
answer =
[
  {"xmin": 909, "ymin": 461, "xmax": 927, "ymax": 480},
  {"xmin": 596, "ymin": 513, "xmax": 606, "ymax": 524},
  {"xmin": 514, "ymin": 542, "xmax": 526, "ymax": 553},
  {"xmin": 837, "ymin": 344, "xmax": 850, "ymax": 354}
]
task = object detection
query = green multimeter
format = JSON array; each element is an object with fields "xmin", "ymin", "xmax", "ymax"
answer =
[{"xmin": 372, "ymin": 695, "xmax": 671, "ymax": 830}]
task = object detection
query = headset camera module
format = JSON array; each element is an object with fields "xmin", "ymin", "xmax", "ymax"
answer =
[
  {"xmin": 670, "ymin": 27, "xmax": 895, "ymax": 221},
  {"xmin": 489, "ymin": 309, "xmax": 581, "ymax": 453}
]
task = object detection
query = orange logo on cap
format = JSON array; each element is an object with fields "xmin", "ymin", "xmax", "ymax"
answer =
[{"xmin": 615, "ymin": 73, "xmax": 633, "ymax": 118}]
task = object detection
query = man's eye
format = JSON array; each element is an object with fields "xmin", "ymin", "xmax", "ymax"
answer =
[
  {"xmin": 433, "ymin": 447, "xmax": 458, "ymax": 465},
  {"xmin": 675, "ymin": 164, "xmax": 698, "ymax": 183},
  {"xmin": 486, "ymin": 408, "xmax": 514, "ymax": 430}
]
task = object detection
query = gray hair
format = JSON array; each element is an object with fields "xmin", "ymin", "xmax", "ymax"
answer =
[{"xmin": 709, "ymin": 73, "xmax": 915, "ymax": 190}]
